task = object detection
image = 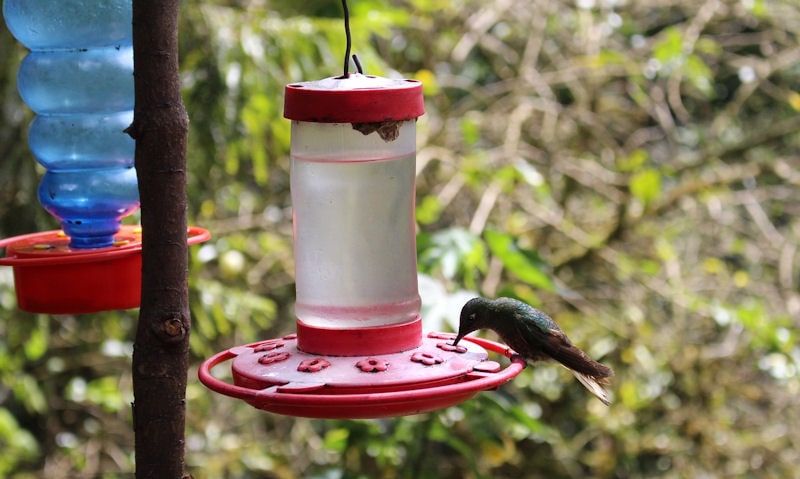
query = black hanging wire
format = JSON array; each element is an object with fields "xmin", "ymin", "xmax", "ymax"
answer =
[{"xmin": 339, "ymin": 0, "xmax": 364, "ymax": 78}]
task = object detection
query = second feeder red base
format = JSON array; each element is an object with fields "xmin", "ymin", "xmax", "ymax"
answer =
[
  {"xmin": 0, "ymin": 225, "xmax": 210, "ymax": 314},
  {"xmin": 198, "ymin": 326, "xmax": 525, "ymax": 419}
]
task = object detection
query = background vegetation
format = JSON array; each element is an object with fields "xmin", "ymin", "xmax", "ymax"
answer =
[{"xmin": 1, "ymin": 0, "xmax": 799, "ymax": 477}]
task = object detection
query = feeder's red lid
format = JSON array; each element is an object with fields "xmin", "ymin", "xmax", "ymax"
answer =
[{"xmin": 284, "ymin": 73, "xmax": 424, "ymax": 123}]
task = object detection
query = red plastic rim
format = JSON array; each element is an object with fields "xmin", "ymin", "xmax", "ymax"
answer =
[
  {"xmin": 284, "ymin": 73, "xmax": 424, "ymax": 123},
  {"xmin": 198, "ymin": 333, "xmax": 525, "ymax": 419},
  {"xmin": 0, "ymin": 225, "xmax": 210, "ymax": 266}
]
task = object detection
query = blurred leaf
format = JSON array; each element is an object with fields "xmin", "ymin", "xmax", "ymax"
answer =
[
  {"xmin": 460, "ymin": 115, "xmax": 481, "ymax": 148},
  {"xmin": 629, "ymin": 168, "xmax": 662, "ymax": 206},
  {"xmin": 745, "ymin": 0, "xmax": 768, "ymax": 18},
  {"xmin": 418, "ymin": 273, "xmax": 477, "ymax": 332},
  {"xmin": 415, "ymin": 68, "xmax": 439, "ymax": 96},
  {"xmin": 695, "ymin": 37, "xmax": 722, "ymax": 56},
  {"xmin": 484, "ymin": 229, "xmax": 555, "ymax": 292},
  {"xmin": 685, "ymin": 54, "xmax": 714, "ymax": 96},
  {"xmin": 617, "ymin": 149, "xmax": 649, "ymax": 172},
  {"xmin": 23, "ymin": 324, "xmax": 47, "ymax": 361},
  {"xmin": 789, "ymin": 91, "xmax": 800, "ymax": 111},
  {"xmin": 652, "ymin": 27, "xmax": 684, "ymax": 67},
  {"xmin": 0, "ymin": 408, "xmax": 39, "ymax": 476},
  {"xmin": 85, "ymin": 377, "xmax": 126, "ymax": 413},
  {"xmin": 416, "ymin": 195, "xmax": 443, "ymax": 225},
  {"xmin": 323, "ymin": 428, "xmax": 349, "ymax": 452},
  {"xmin": 418, "ymin": 228, "xmax": 486, "ymax": 288},
  {"xmin": 587, "ymin": 49, "xmax": 629, "ymax": 68}
]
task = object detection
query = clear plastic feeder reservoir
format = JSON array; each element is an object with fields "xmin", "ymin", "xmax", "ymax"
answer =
[{"xmin": 285, "ymin": 75, "xmax": 425, "ymax": 331}]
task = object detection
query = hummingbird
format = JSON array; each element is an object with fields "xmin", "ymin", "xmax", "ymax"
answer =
[{"xmin": 453, "ymin": 297, "xmax": 614, "ymax": 405}]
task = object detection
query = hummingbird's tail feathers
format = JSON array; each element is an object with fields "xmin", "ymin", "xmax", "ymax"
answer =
[
  {"xmin": 542, "ymin": 332, "xmax": 614, "ymax": 404},
  {"xmin": 572, "ymin": 371, "xmax": 612, "ymax": 406},
  {"xmin": 543, "ymin": 332, "xmax": 614, "ymax": 380}
]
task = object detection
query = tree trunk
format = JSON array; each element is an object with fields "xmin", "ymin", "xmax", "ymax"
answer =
[{"xmin": 126, "ymin": 1, "xmax": 191, "ymax": 478}]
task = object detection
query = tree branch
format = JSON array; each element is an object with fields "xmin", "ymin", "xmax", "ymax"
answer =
[{"xmin": 130, "ymin": 1, "xmax": 191, "ymax": 478}]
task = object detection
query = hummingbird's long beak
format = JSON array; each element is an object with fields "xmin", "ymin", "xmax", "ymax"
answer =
[{"xmin": 452, "ymin": 332, "xmax": 465, "ymax": 346}]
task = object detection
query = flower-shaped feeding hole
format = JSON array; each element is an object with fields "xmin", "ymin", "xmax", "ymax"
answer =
[
  {"xmin": 410, "ymin": 351, "xmax": 444, "ymax": 366},
  {"xmin": 437, "ymin": 342, "xmax": 467, "ymax": 353},
  {"xmin": 254, "ymin": 340, "xmax": 285, "ymax": 352},
  {"xmin": 258, "ymin": 351, "xmax": 291, "ymax": 365},
  {"xmin": 298, "ymin": 358, "xmax": 331, "ymax": 373},
  {"xmin": 356, "ymin": 358, "xmax": 389, "ymax": 373}
]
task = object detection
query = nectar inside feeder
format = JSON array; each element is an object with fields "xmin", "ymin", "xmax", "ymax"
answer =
[
  {"xmin": 198, "ymin": 73, "xmax": 524, "ymax": 419},
  {"xmin": 0, "ymin": 1, "xmax": 211, "ymax": 314}
]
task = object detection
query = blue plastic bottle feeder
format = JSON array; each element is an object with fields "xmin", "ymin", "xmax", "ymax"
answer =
[{"xmin": 0, "ymin": 0, "xmax": 209, "ymax": 314}]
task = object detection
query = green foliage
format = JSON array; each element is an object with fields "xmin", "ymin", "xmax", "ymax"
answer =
[
  {"xmin": 2, "ymin": 0, "xmax": 800, "ymax": 478},
  {"xmin": 0, "ymin": 408, "xmax": 39, "ymax": 475},
  {"xmin": 628, "ymin": 168, "xmax": 662, "ymax": 206},
  {"xmin": 418, "ymin": 228, "xmax": 486, "ymax": 289}
]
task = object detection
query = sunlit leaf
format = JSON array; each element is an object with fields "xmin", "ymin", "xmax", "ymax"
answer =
[
  {"xmin": 12, "ymin": 375, "xmax": 46, "ymax": 414},
  {"xmin": 323, "ymin": 428, "xmax": 349, "ymax": 452},
  {"xmin": 0, "ymin": 408, "xmax": 39, "ymax": 475},
  {"xmin": 85, "ymin": 377, "xmax": 126, "ymax": 413},
  {"xmin": 685, "ymin": 54, "xmax": 714, "ymax": 96},
  {"xmin": 652, "ymin": 27, "xmax": 684, "ymax": 66},
  {"xmin": 460, "ymin": 115, "xmax": 481, "ymax": 148},
  {"xmin": 416, "ymin": 195, "xmax": 443, "ymax": 225},
  {"xmin": 629, "ymin": 168, "xmax": 662, "ymax": 206},
  {"xmin": 23, "ymin": 326, "xmax": 47, "ymax": 361},
  {"xmin": 788, "ymin": 91, "xmax": 800, "ymax": 112},
  {"xmin": 415, "ymin": 68, "xmax": 439, "ymax": 96},
  {"xmin": 417, "ymin": 228, "xmax": 486, "ymax": 286},
  {"xmin": 484, "ymin": 229, "xmax": 555, "ymax": 292},
  {"xmin": 617, "ymin": 149, "xmax": 649, "ymax": 172}
]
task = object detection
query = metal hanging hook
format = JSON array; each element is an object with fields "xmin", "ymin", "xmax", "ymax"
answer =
[
  {"xmin": 352, "ymin": 54, "xmax": 364, "ymax": 74},
  {"xmin": 339, "ymin": 0, "xmax": 364, "ymax": 78}
]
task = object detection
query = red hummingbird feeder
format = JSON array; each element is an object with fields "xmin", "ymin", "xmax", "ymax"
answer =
[{"xmin": 198, "ymin": 35, "xmax": 524, "ymax": 417}]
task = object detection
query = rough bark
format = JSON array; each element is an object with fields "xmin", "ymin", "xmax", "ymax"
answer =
[{"xmin": 126, "ymin": 1, "xmax": 191, "ymax": 478}]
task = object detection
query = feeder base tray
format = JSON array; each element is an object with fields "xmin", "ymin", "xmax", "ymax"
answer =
[
  {"xmin": 0, "ymin": 225, "xmax": 210, "ymax": 314},
  {"xmin": 198, "ymin": 330, "xmax": 525, "ymax": 419}
]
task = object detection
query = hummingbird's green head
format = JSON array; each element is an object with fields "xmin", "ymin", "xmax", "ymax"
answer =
[{"xmin": 452, "ymin": 297, "xmax": 494, "ymax": 346}]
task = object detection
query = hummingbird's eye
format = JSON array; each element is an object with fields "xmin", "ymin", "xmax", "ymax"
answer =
[{"xmin": 468, "ymin": 313, "xmax": 476, "ymax": 322}]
